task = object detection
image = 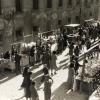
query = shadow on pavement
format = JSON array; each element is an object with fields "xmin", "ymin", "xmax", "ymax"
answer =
[
  {"xmin": 52, "ymin": 82, "xmax": 89, "ymax": 100},
  {"xmin": 0, "ymin": 70, "xmax": 16, "ymax": 84}
]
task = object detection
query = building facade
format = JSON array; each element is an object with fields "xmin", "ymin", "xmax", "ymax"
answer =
[{"xmin": 0, "ymin": 0, "xmax": 99, "ymax": 51}]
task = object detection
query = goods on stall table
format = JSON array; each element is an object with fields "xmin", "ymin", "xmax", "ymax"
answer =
[{"xmin": 20, "ymin": 42, "xmax": 36, "ymax": 54}]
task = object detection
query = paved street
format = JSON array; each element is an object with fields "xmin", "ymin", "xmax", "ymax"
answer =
[
  {"xmin": 0, "ymin": 39, "xmax": 99, "ymax": 100},
  {"xmin": 0, "ymin": 45, "xmax": 90, "ymax": 100}
]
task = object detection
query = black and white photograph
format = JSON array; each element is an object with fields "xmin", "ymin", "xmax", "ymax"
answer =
[{"xmin": 0, "ymin": 0, "xmax": 100, "ymax": 100}]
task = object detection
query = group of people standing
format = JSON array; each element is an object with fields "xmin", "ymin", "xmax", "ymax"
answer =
[{"xmin": 21, "ymin": 63, "xmax": 54, "ymax": 100}]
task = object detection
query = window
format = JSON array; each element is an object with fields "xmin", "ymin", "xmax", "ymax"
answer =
[
  {"xmin": 76, "ymin": 0, "xmax": 80, "ymax": 5},
  {"xmin": 58, "ymin": 20, "xmax": 62, "ymax": 25},
  {"xmin": 84, "ymin": 0, "xmax": 88, "ymax": 7},
  {"xmin": 0, "ymin": 34, "xmax": 3, "ymax": 41},
  {"xmin": 33, "ymin": 0, "xmax": 39, "ymax": 10},
  {"xmin": 58, "ymin": 0, "xmax": 63, "ymax": 7},
  {"xmin": 0, "ymin": 0, "xmax": 1, "ymax": 15},
  {"xmin": 47, "ymin": 0, "xmax": 52, "ymax": 8},
  {"xmin": 68, "ymin": 0, "xmax": 72, "ymax": 6},
  {"xmin": 15, "ymin": 29, "xmax": 23, "ymax": 41},
  {"xmin": 15, "ymin": 0, "xmax": 22, "ymax": 12},
  {"xmin": 33, "ymin": 26, "xmax": 38, "ymax": 32},
  {"xmin": 75, "ymin": 16, "xmax": 80, "ymax": 23},
  {"xmin": 68, "ymin": 17, "xmax": 71, "ymax": 24},
  {"xmin": 90, "ymin": 12, "xmax": 92, "ymax": 16}
]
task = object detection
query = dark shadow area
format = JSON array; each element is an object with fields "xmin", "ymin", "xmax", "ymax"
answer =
[
  {"xmin": 59, "ymin": 58, "xmax": 69, "ymax": 64},
  {"xmin": 0, "ymin": 69, "xmax": 16, "ymax": 84},
  {"xmin": 52, "ymin": 82, "xmax": 89, "ymax": 100}
]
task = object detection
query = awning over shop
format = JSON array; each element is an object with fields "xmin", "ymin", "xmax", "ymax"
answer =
[
  {"xmin": 64, "ymin": 24, "xmax": 80, "ymax": 27},
  {"xmin": 84, "ymin": 19, "xmax": 94, "ymax": 22}
]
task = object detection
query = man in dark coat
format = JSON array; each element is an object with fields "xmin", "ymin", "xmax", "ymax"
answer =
[{"xmin": 15, "ymin": 52, "xmax": 21, "ymax": 74}]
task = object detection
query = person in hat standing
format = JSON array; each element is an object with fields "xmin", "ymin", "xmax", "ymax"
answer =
[
  {"xmin": 14, "ymin": 52, "xmax": 21, "ymax": 75},
  {"xmin": 50, "ymin": 51, "xmax": 58, "ymax": 75}
]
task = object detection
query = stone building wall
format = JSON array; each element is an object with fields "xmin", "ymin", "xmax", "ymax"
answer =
[{"xmin": 0, "ymin": 0, "xmax": 99, "ymax": 52}]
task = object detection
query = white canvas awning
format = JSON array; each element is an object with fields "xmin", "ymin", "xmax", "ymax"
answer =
[
  {"xmin": 64, "ymin": 24, "xmax": 80, "ymax": 27},
  {"xmin": 84, "ymin": 19, "xmax": 94, "ymax": 22}
]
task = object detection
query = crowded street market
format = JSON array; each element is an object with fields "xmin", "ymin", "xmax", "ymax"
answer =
[
  {"xmin": 0, "ymin": 17, "xmax": 100, "ymax": 100},
  {"xmin": 0, "ymin": 0, "xmax": 100, "ymax": 100}
]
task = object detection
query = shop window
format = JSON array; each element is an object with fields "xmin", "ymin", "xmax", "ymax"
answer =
[
  {"xmin": 15, "ymin": 0, "xmax": 22, "ymax": 12},
  {"xmin": 33, "ymin": 0, "xmax": 39, "ymax": 10},
  {"xmin": 47, "ymin": 0, "xmax": 52, "ymax": 8},
  {"xmin": 58, "ymin": 0, "xmax": 63, "ymax": 7},
  {"xmin": 15, "ymin": 29, "xmax": 23, "ymax": 41}
]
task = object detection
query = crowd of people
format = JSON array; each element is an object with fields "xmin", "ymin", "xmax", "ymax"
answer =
[{"xmin": 0, "ymin": 20, "xmax": 100, "ymax": 100}]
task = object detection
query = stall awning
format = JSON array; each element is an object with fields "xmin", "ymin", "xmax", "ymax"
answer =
[
  {"xmin": 84, "ymin": 19, "xmax": 94, "ymax": 22},
  {"xmin": 0, "ymin": 19, "xmax": 4, "ymax": 30},
  {"xmin": 64, "ymin": 24, "xmax": 80, "ymax": 27}
]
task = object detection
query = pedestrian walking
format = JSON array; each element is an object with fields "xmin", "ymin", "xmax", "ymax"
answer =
[
  {"xmin": 67, "ymin": 62, "xmax": 75, "ymax": 91},
  {"xmin": 50, "ymin": 51, "xmax": 58, "ymax": 75},
  {"xmin": 43, "ymin": 74, "xmax": 53, "ymax": 100},
  {"xmin": 74, "ymin": 45, "xmax": 80, "ymax": 57},
  {"xmin": 30, "ymin": 81, "xmax": 39, "ymax": 100},
  {"xmin": 29, "ymin": 46, "xmax": 35, "ymax": 66},
  {"xmin": 14, "ymin": 52, "xmax": 21, "ymax": 75},
  {"xmin": 21, "ymin": 67, "xmax": 29, "ymax": 88},
  {"xmin": 24, "ymin": 72, "xmax": 32, "ymax": 100}
]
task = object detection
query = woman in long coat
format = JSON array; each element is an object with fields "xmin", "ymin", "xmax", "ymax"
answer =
[
  {"xmin": 67, "ymin": 62, "xmax": 75, "ymax": 90},
  {"xmin": 30, "ymin": 81, "xmax": 39, "ymax": 100},
  {"xmin": 43, "ymin": 74, "xmax": 53, "ymax": 100},
  {"xmin": 25, "ymin": 72, "xmax": 32, "ymax": 100},
  {"xmin": 50, "ymin": 51, "xmax": 58, "ymax": 75}
]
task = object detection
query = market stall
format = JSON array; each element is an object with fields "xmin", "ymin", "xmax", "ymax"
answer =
[
  {"xmin": 75, "ymin": 42, "xmax": 100, "ymax": 94},
  {"xmin": 20, "ymin": 42, "xmax": 36, "ymax": 54},
  {"xmin": 0, "ymin": 58, "xmax": 15, "ymax": 72},
  {"xmin": 64, "ymin": 24, "xmax": 80, "ymax": 34},
  {"xmin": 84, "ymin": 19, "xmax": 98, "ymax": 27}
]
